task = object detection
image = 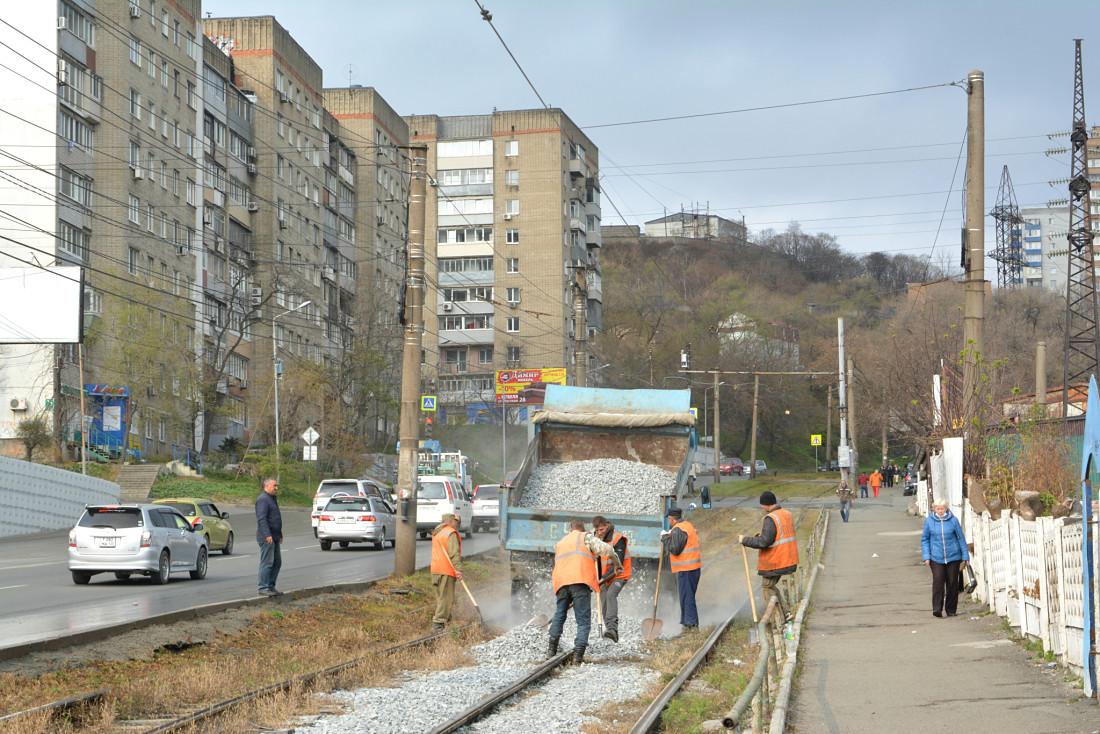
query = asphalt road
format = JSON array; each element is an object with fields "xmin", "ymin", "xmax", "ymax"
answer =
[{"xmin": 0, "ymin": 503, "xmax": 500, "ymax": 650}]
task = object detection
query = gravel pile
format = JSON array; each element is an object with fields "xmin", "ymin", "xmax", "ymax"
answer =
[
  {"xmin": 459, "ymin": 663, "xmax": 660, "ymax": 733},
  {"xmin": 299, "ymin": 662, "xmax": 536, "ymax": 734},
  {"xmin": 471, "ymin": 609, "xmax": 666, "ymax": 665},
  {"xmin": 520, "ymin": 458, "xmax": 674, "ymax": 514}
]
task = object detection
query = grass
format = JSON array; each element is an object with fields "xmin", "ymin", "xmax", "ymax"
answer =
[
  {"xmin": 149, "ymin": 470, "xmax": 313, "ymax": 507},
  {"xmin": 707, "ymin": 475, "xmax": 834, "ymax": 501}
]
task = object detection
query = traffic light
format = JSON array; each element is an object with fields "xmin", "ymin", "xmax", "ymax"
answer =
[{"xmin": 425, "ymin": 416, "xmax": 433, "ymax": 439}]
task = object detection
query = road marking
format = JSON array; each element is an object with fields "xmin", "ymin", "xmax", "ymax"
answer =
[
  {"xmin": 949, "ymin": 639, "xmax": 1012, "ymax": 649},
  {"xmin": 295, "ymin": 545, "xmax": 315, "ymax": 550},
  {"xmin": 876, "ymin": 531, "xmax": 922, "ymax": 536},
  {"xmin": 0, "ymin": 584, "xmax": 28, "ymax": 590},
  {"xmin": 0, "ymin": 560, "xmax": 64, "ymax": 571}
]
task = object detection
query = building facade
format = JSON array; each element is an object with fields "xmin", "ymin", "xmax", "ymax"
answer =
[
  {"xmin": 645, "ymin": 211, "xmax": 746, "ymax": 242},
  {"xmin": 1019, "ymin": 205, "xmax": 1069, "ymax": 293}
]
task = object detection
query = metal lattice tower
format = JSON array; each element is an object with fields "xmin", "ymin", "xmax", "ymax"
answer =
[
  {"xmin": 1063, "ymin": 39, "xmax": 1100, "ymax": 416},
  {"xmin": 989, "ymin": 165, "xmax": 1024, "ymax": 289}
]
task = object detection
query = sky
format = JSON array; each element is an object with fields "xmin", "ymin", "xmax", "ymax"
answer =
[{"xmin": 209, "ymin": 0, "xmax": 1097, "ymax": 272}]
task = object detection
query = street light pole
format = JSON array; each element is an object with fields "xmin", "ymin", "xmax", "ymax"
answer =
[{"xmin": 272, "ymin": 300, "xmax": 311, "ymax": 482}]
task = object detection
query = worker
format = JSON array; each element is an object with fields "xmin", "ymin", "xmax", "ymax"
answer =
[
  {"xmin": 739, "ymin": 491, "xmax": 799, "ymax": 622},
  {"xmin": 548, "ymin": 519, "xmax": 623, "ymax": 665},
  {"xmin": 593, "ymin": 515, "xmax": 631, "ymax": 643},
  {"xmin": 430, "ymin": 512, "xmax": 463, "ymax": 631},
  {"xmin": 662, "ymin": 506, "xmax": 701, "ymax": 630}
]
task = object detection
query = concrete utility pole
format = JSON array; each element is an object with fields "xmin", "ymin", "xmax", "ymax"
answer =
[
  {"xmin": 962, "ymin": 69, "xmax": 985, "ymax": 424},
  {"xmin": 826, "ymin": 385, "xmax": 833, "ymax": 471},
  {"xmin": 394, "ymin": 148, "xmax": 428, "ymax": 577},
  {"xmin": 1036, "ymin": 341, "xmax": 1047, "ymax": 406},
  {"xmin": 713, "ymin": 372, "xmax": 721, "ymax": 485},
  {"xmin": 573, "ymin": 268, "xmax": 587, "ymax": 387},
  {"xmin": 749, "ymin": 373, "xmax": 760, "ymax": 478},
  {"xmin": 837, "ymin": 319, "xmax": 850, "ymax": 487},
  {"xmin": 846, "ymin": 356, "xmax": 859, "ymax": 474}
]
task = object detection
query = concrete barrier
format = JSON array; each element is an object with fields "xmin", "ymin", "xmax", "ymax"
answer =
[{"xmin": 0, "ymin": 456, "xmax": 119, "ymax": 537}]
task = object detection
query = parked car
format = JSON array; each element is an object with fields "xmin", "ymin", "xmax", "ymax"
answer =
[
  {"xmin": 719, "ymin": 457, "xmax": 744, "ymax": 476},
  {"xmin": 68, "ymin": 504, "xmax": 208, "ymax": 585},
  {"xmin": 754, "ymin": 459, "xmax": 768, "ymax": 475},
  {"xmin": 316, "ymin": 495, "xmax": 397, "ymax": 550},
  {"xmin": 152, "ymin": 498, "xmax": 234, "ymax": 554},
  {"xmin": 817, "ymin": 460, "xmax": 840, "ymax": 472},
  {"xmin": 312, "ymin": 479, "xmax": 387, "ymax": 534},
  {"xmin": 416, "ymin": 475, "xmax": 473, "ymax": 539},
  {"xmin": 472, "ymin": 484, "xmax": 501, "ymax": 533}
]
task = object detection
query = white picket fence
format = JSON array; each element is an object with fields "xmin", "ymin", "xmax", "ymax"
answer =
[{"xmin": 964, "ymin": 503, "xmax": 1097, "ymax": 683}]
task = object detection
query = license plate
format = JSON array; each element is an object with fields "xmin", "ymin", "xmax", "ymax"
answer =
[
  {"xmin": 96, "ymin": 536, "xmax": 116, "ymax": 547},
  {"xmin": 337, "ymin": 517, "xmax": 355, "ymax": 523}
]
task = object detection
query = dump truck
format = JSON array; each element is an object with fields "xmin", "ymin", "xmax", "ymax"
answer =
[{"xmin": 499, "ymin": 385, "xmax": 697, "ymax": 605}]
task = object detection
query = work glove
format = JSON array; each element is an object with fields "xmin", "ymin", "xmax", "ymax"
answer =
[{"xmin": 738, "ymin": 534, "xmax": 744, "ymax": 544}]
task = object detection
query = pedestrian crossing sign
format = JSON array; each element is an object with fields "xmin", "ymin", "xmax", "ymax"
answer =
[
  {"xmin": 689, "ymin": 407, "xmax": 698, "ymax": 419},
  {"xmin": 421, "ymin": 395, "xmax": 437, "ymax": 411},
  {"xmin": 810, "ymin": 434, "xmax": 822, "ymax": 446}
]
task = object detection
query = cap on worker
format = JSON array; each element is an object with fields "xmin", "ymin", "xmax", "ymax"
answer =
[
  {"xmin": 759, "ymin": 491, "xmax": 777, "ymax": 506},
  {"xmin": 667, "ymin": 506, "xmax": 682, "ymax": 518},
  {"xmin": 441, "ymin": 513, "xmax": 457, "ymax": 522}
]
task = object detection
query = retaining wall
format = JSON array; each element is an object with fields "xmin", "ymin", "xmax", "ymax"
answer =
[{"xmin": 0, "ymin": 456, "xmax": 119, "ymax": 537}]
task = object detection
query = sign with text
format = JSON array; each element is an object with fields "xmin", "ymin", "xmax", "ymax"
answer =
[{"xmin": 494, "ymin": 368, "xmax": 567, "ymax": 405}]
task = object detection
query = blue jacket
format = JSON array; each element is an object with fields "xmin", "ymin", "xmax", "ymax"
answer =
[
  {"xmin": 255, "ymin": 490, "xmax": 283, "ymax": 542},
  {"xmin": 921, "ymin": 510, "xmax": 969, "ymax": 564}
]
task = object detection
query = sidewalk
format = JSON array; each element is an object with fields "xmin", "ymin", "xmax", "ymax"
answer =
[{"xmin": 791, "ymin": 492, "xmax": 1098, "ymax": 733}]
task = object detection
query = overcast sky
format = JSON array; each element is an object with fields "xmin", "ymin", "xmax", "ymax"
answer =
[{"xmin": 211, "ymin": 0, "xmax": 1093, "ymax": 270}]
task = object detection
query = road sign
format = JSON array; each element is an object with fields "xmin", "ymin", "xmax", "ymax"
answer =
[
  {"xmin": 302, "ymin": 445, "xmax": 317, "ymax": 461},
  {"xmin": 810, "ymin": 434, "xmax": 822, "ymax": 446},
  {"xmin": 421, "ymin": 395, "xmax": 437, "ymax": 411},
  {"xmin": 689, "ymin": 407, "xmax": 698, "ymax": 419},
  {"xmin": 301, "ymin": 426, "xmax": 319, "ymax": 446}
]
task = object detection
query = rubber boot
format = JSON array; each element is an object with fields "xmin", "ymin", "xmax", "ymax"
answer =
[
  {"xmin": 603, "ymin": 628, "xmax": 618, "ymax": 643},
  {"xmin": 571, "ymin": 646, "xmax": 586, "ymax": 665},
  {"xmin": 545, "ymin": 637, "xmax": 559, "ymax": 659}
]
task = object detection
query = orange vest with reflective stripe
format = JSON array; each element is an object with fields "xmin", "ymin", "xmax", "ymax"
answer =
[
  {"xmin": 599, "ymin": 531, "xmax": 632, "ymax": 583},
  {"xmin": 669, "ymin": 520, "xmax": 701, "ymax": 573},
  {"xmin": 758, "ymin": 508, "xmax": 798, "ymax": 572},
  {"xmin": 552, "ymin": 530, "xmax": 599, "ymax": 593},
  {"xmin": 430, "ymin": 525, "xmax": 460, "ymax": 577}
]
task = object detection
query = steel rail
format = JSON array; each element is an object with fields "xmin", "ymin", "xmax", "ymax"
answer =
[
  {"xmin": 426, "ymin": 650, "xmax": 572, "ymax": 734},
  {"xmin": 0, "ymin": 689, "xmax": 107, "ymax": 725}
]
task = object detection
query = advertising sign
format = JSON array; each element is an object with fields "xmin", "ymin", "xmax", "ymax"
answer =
[{"xmin": 494, "ymin": 368, "xmax": 567, "ymax": 405}]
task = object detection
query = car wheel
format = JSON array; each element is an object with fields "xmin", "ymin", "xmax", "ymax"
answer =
[
  {"xmin": 339, "ymin": 541, "xmax": 350, "ymax": 548},
  {"xmin": 190, "ymin": 547, "xmax": 208, "ymax": 580},
  {"xmin": 463, "ymin": 525, "xmax": 472, "ymax": 539},
  {"xmin": 114, "ymin": 572, "xmax": 131, "ymax": 581},
  {"xmin": 374, "ymin": 528, "xmax": 385, "ymax": 550},
  {"xmin": 313, "ymin": 527, "xmax": 318, "ymax": 538},
  {"xmin": 71, "ymin": 570, "xmax": 91, "ymax": 585},
  {"xmin": 419, "ymin": 531, "xmax": 428, "ymax": 539},
  {"xmin": 222, "ymin": 531, "xmax": 234, "ymax": 555},
  {"xmin": 153, "ymin": 551, "xmax": 170, "ymax": 585},
  {"xmin": 320, "ymin": 540, "xmax": 332, "ymax": 551}
]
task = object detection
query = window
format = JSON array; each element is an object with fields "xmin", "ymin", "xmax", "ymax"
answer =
[
  {"xmin": 439, "ymin": 315, "xmax": 492, "ymax": 331},
  {"xmin": 129, "ymin": 38, "xmax": 140, "ymax": 65},
  {"xmin": 160, "ymin": 60, "xmax": 168, "ymax": 88},
  {"xmin": 84, "ymin": 287, "xmax": 102, "ymax": 314},
  {"xmin": 438, "ymin": 257, "xmax": 493, "ymax": 273},
  {"xmin": 506, "ymin": 228, "xmax": 519, "ymax": 245},
  {"xmin": 506, "ymin": 287, "xmax": 520, "ymax": 303},
  {"xmin": 161, "ymin": 10, "xmax": 169, "ymax": 35},
  {"xmin": 58, "ymin": 222, "xmax": 89, "ymax": 260},
  {"xmin": 229, "ymin": 177, "xmax": 248, "ymax": 206},
  {"xmin": 478, "ymin": 348, "xmax": 493, "ymax": 364},
  {"xmin": 505, "ymin": 199, "xmax": 519, "ymax": 215},
  {"xmin": 437, "ymin": 227, "xmax": 493, "ymax": 244},
  {"xmin": 173, "ymin": 20, "xmax": 180, "ymax": 45},
  {"xmin": 505, "ymin": 140, "xmax": 518, "ymax": 156},
  {"xmin": 505, "ymin": 170, "xmax": 519, "ymax": 185},
  {"xmin": 186, "ymin": 82, "xmax": 195, "ymax": 108},
  {"xmin": 506, "ymin": 346, "xmax": 520, "ymax": 362},
  {"xmin": 128, "ymin": 247, "xmax": 139, "ymax": 274},
  {"xmin": 61, "ymin": 1, "xmax": 96, "ymax": 46},
  {"xmin": 229, "ymin": 133, "xmax": 248, "ymax": 162},
  {"xmin": 186, "ymin": 32, "xmax": 195, "ymax": 58},
  {"xmin": 436, "ymin": 139, "xmax": 492, "ymax": 157},
  {"xmin": 203, "ymin": 65, "xmax": 226, "ymax": 102},
  {"xmin": 60, "ymin": 167, "xmax": 92, "ymax": 207},
  {"xmin": 147, "ymin": 101, "xmax": 156, "ymax": 130},
  {"xmin": 61, "ymin": 111, "xmax": 94, "ymax": 151},
  {"xmin": 147, "ymin": 48, "xmax": 155, "ymax": 77},
  {"xmin": 128, "ymin": 195, "xmax": 140, "ymax": 223},
  {"xmin": 506, "ymin": 317, "xmax": 519, "ymax": 332},
  {"xmin": 147, "ymin": 204, "xmax": 155, "ymax": 231},
  {"xmin": 276, "ymin": 69, "xmax": 284, "ymax": 93},
  {"xmin": 439, "ymin": 168, "xmax": 493, "ymax": 186},
  {"xmin": 148, "ymin": 0, "xmax": 155, "ymax": 24},
  {"xmin": 507, "ymin": 257, "xmax": 519, "ymax": 273},
  {"xmin": 438, "ymin": 197, "xmax": 493, "ymax": 216}
]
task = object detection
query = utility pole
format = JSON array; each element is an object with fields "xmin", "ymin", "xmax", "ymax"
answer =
[
  {"xmin": 573, "ymin": 267, "xmax": 587, "ymax": 387},
  {"xmin": 962, "ymin": 69, "xmax": 985, "ymax": 427},
  {"xmin": 847, "ymin": 356, "xmax": 858, "ymax": 475},
  {"xmin": 394, "ymin": 147, "xmax": 427, "ymax": 577},
  {"xmin": 838, "ymin": 319, "xmax": 850, "ymax": 487},
  {"xmin": 826, "ymin": 384, "xmax": 833, "ymax": 472},
  {"xmin": 749, "ymin": 374, "xmax": 760, "ymax": 479},
  {"xmin": 712, "ymin": 372, "xmax": 720, "ymax": 485},
  {"xmin": 1036, "ymin": 341, "xmax": 1047, "ymax": 407}
]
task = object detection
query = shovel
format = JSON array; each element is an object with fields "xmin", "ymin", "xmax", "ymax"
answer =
[
  {"xmin": 741, "ymin": 544, "xmax": 760, "ymax": 644},
  {"xmin": 459, "ymin": 578, "xmax": 486, "ymax": 630},
  {"xmin": 641, "ymin": 550, "xmax": 665, "ymax": 640}
]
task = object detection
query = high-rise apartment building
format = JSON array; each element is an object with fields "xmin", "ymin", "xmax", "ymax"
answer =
[
  {"xmin": 403, "ymin": 109, "xmax": 602, "ymax": 422},
  {"xmin": 1019, "ymin": 205, "xmax": 1070, "ymax": 293}
]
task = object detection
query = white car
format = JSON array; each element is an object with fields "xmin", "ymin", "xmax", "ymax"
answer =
[
  {"xmin": 317, "ymin": 495, "xmax": 397, "ymax": 551},
  {"xmin": 416, "ymin": 475, "xmax": 473, "ymax": 539},
  {"xmin": 311, "ymin": 479, "xmax": 387, "ymax": 533},
  {"xmin": 472, "ymin": 484, "xmax": 500, "ymax": 533},
  {"xmin": 68, "ymin": 504, "xmax": 208, "ymax": 585}
]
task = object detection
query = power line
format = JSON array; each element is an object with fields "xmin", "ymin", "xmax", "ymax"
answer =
[{"xmin": 470, "ymin": 1, "xmax": 549, "ymax": 109}]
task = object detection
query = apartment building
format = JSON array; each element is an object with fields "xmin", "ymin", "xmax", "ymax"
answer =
[
  {"xmin": 402, "ymin": 109, "xmax": 602, "ymax": 423},
  {"xmin": 1019, "ymin": 205, "xmax": 1069, "ymax": 293}
]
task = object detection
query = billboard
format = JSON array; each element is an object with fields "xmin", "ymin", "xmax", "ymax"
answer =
[
  {"xmin": 495, "ymin": 368, "xmax": 567, "ymax": 405},
  {"xmin": 0, "ymin": 266, "xmax": 84, "ymax": 343}
]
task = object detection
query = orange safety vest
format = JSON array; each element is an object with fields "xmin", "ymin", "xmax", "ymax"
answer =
[
  {"xmin": 598, "ymin": 531, "xmax": 632, "ymax": 583},
  {"xmin": 430, "ymin": 525, "xmax": 460, "ymax": 577},
  {"xmin": 552, "ymin": 529, "xmax": 599, "ymax": 593},
  {"xmin": 669, "ymin": 520, "xmax": 701, "ymax": 573},
  {"xmin": 758, "ymin": 508, "xmax": 799, "ymax": 572}
]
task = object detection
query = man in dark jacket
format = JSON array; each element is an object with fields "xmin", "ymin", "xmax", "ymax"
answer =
[
  {"xmin": 740, "ymin": 491, "xmax": 798, "ymax": 621},
  {"xmin": 593, "ymin": 515, "xmax": 630, "ymax": 642},
  {"xmin": 255, "ymin": 477, "xmax": 283, "ymax": 596},
  {"xmin": 662, "ymin": 506, "xmax": 701, "ymax": 629}
]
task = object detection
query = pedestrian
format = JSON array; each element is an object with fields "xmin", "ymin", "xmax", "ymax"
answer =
[
  {"xmin": 547, "ymin": 519, "xmax": 622, "ymax": 664},
  {"xmin": 662, "ymin": 506, "xmax": 701, "ymax": 630},
  {"xmin": 430, "ymin": 512, "xmax": 463, "ymax": 630},
  {"xmin": 890, "ymin": 463, "xmax": 900, "ymax": 487},
  {"xmin": 592, "ymin": 515, "xmax": 630, "ymax": 643},
  {"xmin": 921, "ymin": 498, "xmax": 970, "ymax": 618},
  {"xmin": 255, "ymin": 477, "xmax": 283, "ymax": 597},
  {"xmin": 869, "ymin": 468, "xmax": 883, "ymax": 499},
  {"xmin": 740, "ymin": 491, "xmax": 799, "ymax": 621},
  {"xmin": 858, "ymin": 471, "xmax": 869, "ymax": 498},
  {"xmin": 836, "ymin": 480, "xmax": 854, "ymax": 523}
]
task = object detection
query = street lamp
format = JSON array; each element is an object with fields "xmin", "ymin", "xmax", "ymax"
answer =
[{"xmin": 272, "ymin": 300, "xmax": 311, "ymax": 481}]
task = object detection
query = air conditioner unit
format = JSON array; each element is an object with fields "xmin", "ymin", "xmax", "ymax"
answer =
[
  {"xmin": 214, "ymin": 237, "xmax": 224, "ymax": 253},
  {"xmin": 129, "ymin": 4, "xmax": 141, "ymax": 18},
  {"xmin": 250, "ymin": 286, "xmax": 263, "ymax": 305},
  {"xmin": 503, "ymin": 213, "xmax": 513, "ymax": 220},
  {"xmin": 9, "ymin": 397, "xmax": 27, "ymax": 410},
  {"xmin": 202, "ymin": 209, "xmax": 212, "ymax": 226},
  {"xmin": 247, "ymin": 202, "xmax": 260, "ymax": 212},
  {"xmin": 57, "ymin": 60, "xmax": 69, "ymax": 86},
  {"xmin": 58, "ymin": 16, "xmax": 66, "ymax": 30},
  {"xmin": 278, "ymin": 217, "xmax": 289, "ymax": 229},
  {"xmin": 442, "ymin": 302, "xmax": 453, "ymax": 311},
  {"xmin": 279, "ymin": 91, "xmax": 290, "ymax": 104},
  {"xmin": 247, "ymin": 163, "xmax": 257, "ymax": 175},
  {"xmin": 247, "ymin": 146, "xmax": 256, "ymax": 159},
  {"xmin": 132, "ymin": 167, "xmax": 145, "ymax": 180}
]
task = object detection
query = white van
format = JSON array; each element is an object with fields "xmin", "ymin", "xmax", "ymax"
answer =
[
  {"xmin": 312, "ymin": 479, "xmax": 387, "ymax": 534},
  {"xmin": 416, "ymin": 476, "xmax": 473, "ymax": 539}
]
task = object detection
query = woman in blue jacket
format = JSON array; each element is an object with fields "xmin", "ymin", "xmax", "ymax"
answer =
[{"xmin": 920, "ymin": 498, "xmax": 970, "ymax": 617}]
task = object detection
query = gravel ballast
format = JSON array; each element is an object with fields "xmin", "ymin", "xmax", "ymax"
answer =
[
  {"xmin": 519, "ymin": 458, "xmax": 675, "ymax": 515},
  {"xmin": 471, "ymin": 609, "xmax": 665, "ymax": 664}
]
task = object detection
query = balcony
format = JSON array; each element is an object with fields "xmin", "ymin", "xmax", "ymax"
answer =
[
  {"xmin": 569, "ymin": 216, "xmax": 585, "ymax": 232},
  {"xmin": 438, "ymin": 328, "xmax": 494, "ymax": 346},
  {"xmin": 322, "ymin": 264, "xmax": 337, "ymax": 282},
  {"xmin": 439, "ymin": 269, "xmax": 494, "ymax": 286},
  {"xmin": 568, "ymin": 158, "xmax": 585, "ymax": 178},
  {"xmin": 338, "ymin": 271, "xmax": 357, "ymax": 295}
]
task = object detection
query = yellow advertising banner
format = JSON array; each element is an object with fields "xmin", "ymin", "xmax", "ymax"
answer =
[{"xmin": 494, "ymin": 368, "xmax": 567, "ymax": 405}]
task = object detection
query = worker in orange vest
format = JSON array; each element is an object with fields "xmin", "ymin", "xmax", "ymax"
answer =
[
  {"xmin": 740, "ymin": 491, "xmax": 799, "ymax": 621},
  {"xmin": 548, "ymin": 519, "xmax": 622, "ymax": 665},
  {"xmin": 430, "ymin": 513, "xmax": 463, "ymax": 630},
  {"xmin": 593, "ymin": 515, "xmax": 631, "ymax": 643},
  {"xmin": 662, "ymin": 506, "xmax": 701, "ymax": 630}
]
